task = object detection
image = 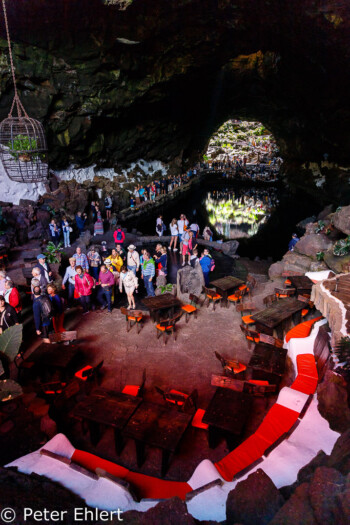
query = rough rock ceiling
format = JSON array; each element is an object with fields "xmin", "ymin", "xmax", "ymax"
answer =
[{"xmin": 0, "ymin": 0, "xmax": 349, "ymax": 170}]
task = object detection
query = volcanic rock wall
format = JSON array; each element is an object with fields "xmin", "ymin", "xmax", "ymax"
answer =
[{"xmin": 0, "ymin": 0, "xmax": 349, "ymax": 203}]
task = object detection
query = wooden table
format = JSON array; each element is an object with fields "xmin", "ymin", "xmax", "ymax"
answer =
[
  {"xmin": 248, "ymin": 344, "xmax": 287, "ymax": 385},
  {"xmin": 123, "ymin": 401, "xmax": 192, "ymax": 476},
  {"xmin": 72, "ymin": 388, "xmax": 142, "ymax": 453},
  {"xmin": 251, "ymin": 297, "xmax": 306, "ymax": 339},
  {"xmin": 289, "ymin": 275, "xmax": 313, "ymax": 295},
  {"xmin": 142, "ymin": 293, "xmax": 183, "ymax": 322},
  {"xmin": 202, "ymin": 388, "xmax": 252, "ymax": 450},
  {"xmin": 21, "ymin": 343, "xmax": 80, "ymax": 381},
  {"xmin": 210, "ymin": 276, "xmax": 245, "ymax": 306}
]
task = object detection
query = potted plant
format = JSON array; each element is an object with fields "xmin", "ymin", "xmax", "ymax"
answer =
[{"xmin": 8, "ymin": 134, "xmax": 43, "ymax": 163}]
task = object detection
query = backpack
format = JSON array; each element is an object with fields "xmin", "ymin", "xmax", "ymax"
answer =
[
  {"xmin": 116, "ymin": 230, "xmax": 122, "ymax": 241},
  {"xmin": 38, "ymin": 295, "xmax": 54, "ymax": 319},
  {"xmin": 210, "ymin": 257, "xmax": 215, "ymax": 272}
]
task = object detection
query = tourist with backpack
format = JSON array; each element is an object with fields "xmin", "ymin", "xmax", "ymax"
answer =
[
  {"xmin": 113, "ymin": 226, "xmax": 125, "ymax": 246},
  {"xmin": 47, "ymin": 284, "xmax": 65, "ymax": 333},
  {"xmin": 199, "ymin": 248, "xmax": 215, "ymax": 286},
  {"xmin": 32, "ymin": 286, "xmax": 52, "ymax": 341}
]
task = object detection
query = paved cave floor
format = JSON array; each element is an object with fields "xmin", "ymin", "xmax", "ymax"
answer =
[{"xmin": 6, "ymin": 240, "xmax": 292, "ymax": 481}]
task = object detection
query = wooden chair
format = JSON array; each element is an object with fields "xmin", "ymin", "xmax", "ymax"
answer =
[
  {"xmin": 236, "ymin": 302, "xmax": 257, "ymax": 326},
  {"xmin": 122, "ymin": 369, "xmax": 146, "ymax": 397},
  {"xmin": 275, "ymin": 287, "xmax": 296, "ymax": 299},
  {"xmin": 155, "ymin": 386, "xmax": 198, "ymax": 413},
  {"xmin": 227, "ymin": 290, "xmax": 243, "ymax": 307},
  {"xmin": 204, "ymin": 287, "xmax": 222, "ymax": 310},
  {"xmin": 297, "ymin": 294, "xmax": 314, "ymax": 318},
  {"xmin": 74, "ymin": 360, "xmax": 104, "ymax": 393},
  {"xmin": 120, "ymin": 307, "xmax": 143, "ymax": 333},
  {"xmin": 181, "ymin": 293, "xmax": 200, "ymax": 323},
  {"xmin": 240, "ymin": 324, "xmax": 261, "ymax": 347},
  {"xmin": 263, "ymin": 293, "xmax": 277, "ymax": 306},
  {"xmin": 49, "ymin": 331, "xmax": 77, "ymax": 344},
  {"xmin": 246, "ymin": 274, "xmax": 257, "ymax": 298},
  {"xmin": 214, "ymin": 351, "xmax": 247, "ymax": 377},
  {"xmin": 156, "ymin": 311, "xmax": 183, "ymax": 344},
  {"xmin": 259, "ymin": 332, "xmax": 284, "ymax": 348}
]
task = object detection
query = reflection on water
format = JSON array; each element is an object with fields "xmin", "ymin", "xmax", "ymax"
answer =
[{"xmin": 206, "ymin": 187, "xmax": 279, "ymax": 239}]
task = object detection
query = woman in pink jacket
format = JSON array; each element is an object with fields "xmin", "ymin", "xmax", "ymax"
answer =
[
  {"xmin": 113, "ymin": 227, "xmax": 125, "ymax": 246},
  {"xmin": 74, "ymin": 266, "xmax": 94, "ymax": 314}
]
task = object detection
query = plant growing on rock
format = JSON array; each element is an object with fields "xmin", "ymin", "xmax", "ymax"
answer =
[
  {"xmin": 316, "ymin": 251, "xmax": 325, "ymax": 261},
  {"xmin": 44, "ymin": 241, "xmax": 64, "ymax": 263},
  {"xmin": 315, "ymin": 220, "xmax": 326, "ymax": 234},
  {"xmin": 333, "ymin": 237, "xmax": 350, "ymax": 257},
  {"xmin": 334, "ymin": 337, "xmax": 350, "ymax": 373}
]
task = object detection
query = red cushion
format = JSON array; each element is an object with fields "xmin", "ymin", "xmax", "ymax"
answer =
[
  {"xmin": 128, "ymin": 316, "xmax": 142, "ymax": 322},
  {"xmin": 255, "ymin": 404, "xmax": 299, "ymax": 446},
  {"xmin": 75, "ymin": 365, "xmax": 93, "ymax": 381},
  {"xmin": 301, "ymin": 308, "xmax": 309, "ymax": 317},
  {"xmin": 227, "ymin": 294, "xmax": 240, "ymax": 301},
  {"xmin": 182, "ymin": 304, "xmax": 197, "ymax": 313},
  {"xmin": 248, "ymin": 380, "xmax": 269, "ymax": 386},
  {"xmin": 284, "ymin": 279, "xmax": 292, "ymax": 286},
  {"xmin": 242, "ymin": 315, "xmax": 254, "ymax": 325},
  {"xmin": 208, "ymin": 293, "xmax": 221, "ymax": 301},
  {"xmin": 296, "ymin": 354, "xmax": 318, "ymax": 379},
  {"xmin": 72, "ymin": 449, "xmax": 192, "ymax": 500},
  {"xmin": 156, "ymin": 324, "xmax": 173, "ymax": 331},
  {"xmin": 122, "ymin": 385, "xmax": 140, "ymax": 397},
  {"xmin": 215, "ymin": 433, "xmax": 267, "ymax": 481},
  {"xmin": 285, "ymin": 316, "xmax": 322, "ymax": 343},
  {"xmin": 291, "ymin": 375, "xmax": 318, "ymax": 395},
  {"xmin": 192, "ymin": 408, "xmax": 209, "ymax": 430}
]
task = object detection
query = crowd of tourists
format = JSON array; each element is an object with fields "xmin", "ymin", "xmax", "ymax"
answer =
[
  {"xmin": 130, "ymin": 170, "xmax": 197, "ymax": 208},
  {"xmin": 0, "ymin": 205, "xmax": 218, "ymax": 340}
]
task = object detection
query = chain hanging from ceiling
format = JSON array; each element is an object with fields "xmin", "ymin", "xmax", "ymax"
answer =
[{"xmin": 0, "ymin": 0, "xmax": 48, "ymax": 183}]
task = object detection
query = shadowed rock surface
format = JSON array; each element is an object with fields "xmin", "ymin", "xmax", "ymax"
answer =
[{"xmin": 0, "ymin": 0, "xmax": 349, "ymax": 203}]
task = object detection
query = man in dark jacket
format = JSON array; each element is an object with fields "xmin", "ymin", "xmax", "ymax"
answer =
[
  {"xmin": 0, "ymin": 295, "xmax": 19, "ymax": 333},
  {"xmin": 34, "ymin": 254, "xmax": 53, "ymax": 283},
  {"xmin": 32, "ymin": 286, "xmax": 51, "ymax": 342}
]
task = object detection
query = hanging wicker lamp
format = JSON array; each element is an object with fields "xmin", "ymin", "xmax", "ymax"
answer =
[{"xmin": 0, "ymin": 0, "xmax": 48, "ymax": 183}]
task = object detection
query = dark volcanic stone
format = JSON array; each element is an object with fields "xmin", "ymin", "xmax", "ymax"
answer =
[
  {"xmin": 308, "ymin": 467, "xmax": 345, "ymax": 524},
  {"xmin": 326, "ymin": 429, "xmax": 350, "ymax": 475},
  {"xmin": 317, "ymin": 371, "xmax": 350, "ymax": 433},
  {"xmin": 269, "ymin": 483, "xmax": 316, "ymax": 525},
  {"xmin": 122, "ymin": 498, "xmax": 195, "ymax": 525},
  {"xmin": 0, "ymin": 467, "xmax": 89, "ymax": 525},
  {"xmin": 226, "ymin": 469, "xmax": 284, "ymax": 525}
]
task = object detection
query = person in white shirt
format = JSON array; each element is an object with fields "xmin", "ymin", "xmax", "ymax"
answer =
[
  {"xmin": 177, "ymin": 214, "xmax": 185, "ymax": 247},
  {"xmin": 169, "ymin": 218, "xmax": 179, "ymax": 251},
  {"xmin": 127, "ymin": 245, "xmax": 140, "ymax": 275},
  {"xmin": 156, "ymin": 215, "xmax": 164, "ymax": 237},
  {"xmin": 190, "ymin": 222, "xmax": 200, "ymax": 238}
]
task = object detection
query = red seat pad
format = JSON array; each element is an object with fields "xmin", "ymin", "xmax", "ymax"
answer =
[
  {"xmin": 241, "ymin": 315, "xmax": 254, "ymax": 325},
  {"xmin": 71, "ymin": 450, "xmax": 192, "ymax": 500},
  {"xmin": 156, "ymin": 324, "xmax": 173, "ymax": 331},
  {"xmin": 75, "ymin": 365, "xmax": 93, "ymax": 381},
  {"xmin": 192, "ymin": 408, "xmax": 209, "ymax": 430},
  {"xmin": 255, "ymin": 404, "xmax": 299, "ymax": 446},
  {"xmin": 291, "ymin": 375, "xmax": 318, "ymax": 395},
  {"xmin": 128, "ymin": 316, "xmax": 142, "ymax": 322},
  {"xmin": 215, "ymin": 434, "xmax": 268, "ymax": 481},
  {"xmin": 182, "ymin": 304, "xmax": 197, "ymax": 313},
  {"xmin": 285, "ymin": 316, "xmax": 322, "ymax": 343},
  {"xmin": 296, "ymin": 354, "xmax": 318, "ymax": 379},
  {"xmin": 122, "ymin": 385, "xmax": 140, "ymax": 397}
]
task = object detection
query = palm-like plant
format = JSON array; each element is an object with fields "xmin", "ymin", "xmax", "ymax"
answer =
[{"xmin": 0, "ymin": 324, "xmax": 23, "ymax": 400}]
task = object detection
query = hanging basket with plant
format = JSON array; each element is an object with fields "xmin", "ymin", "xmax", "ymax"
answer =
[{"xmin": 0, "ymin": 0, "xmax": 48, "ymax": 183}]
